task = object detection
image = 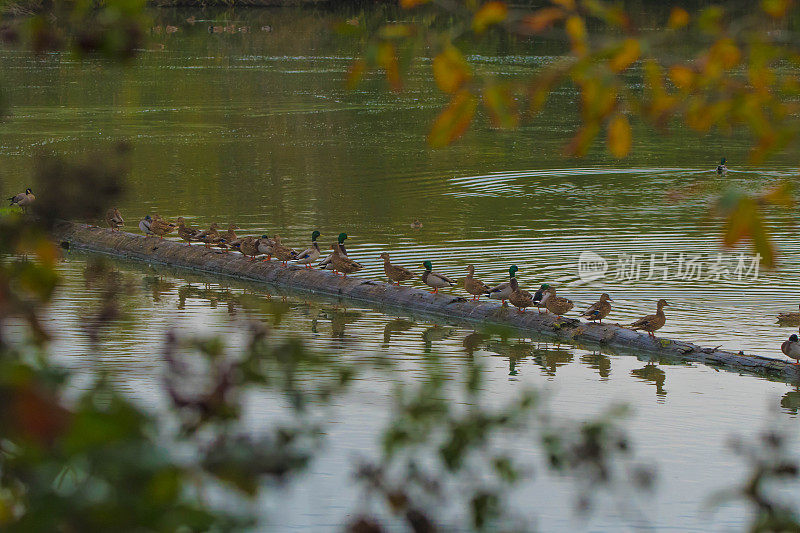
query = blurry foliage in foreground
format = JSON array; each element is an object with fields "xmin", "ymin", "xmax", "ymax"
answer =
[{"xmin": 342, "ymin": 0, "xmax": 800, "ymax": 267}]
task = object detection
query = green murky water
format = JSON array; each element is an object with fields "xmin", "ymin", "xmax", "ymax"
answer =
[{"xmin": 2, "ymin": 6, "xmax": 800, "ymax": 530}]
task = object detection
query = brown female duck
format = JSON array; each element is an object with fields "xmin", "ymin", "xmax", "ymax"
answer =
[
  {"xmin": 464, "ymin": 265, "xmax": 491, "ymax": 301},
  {"xmin": 543, "ymin": 286, "xmax": 574, "ymax": 317},
  {"xmin": 581, "ymin": 293, "xmax": 613, "ymax": 323},
  {"xmin": 629, "ymin": 299, "xmax": 668, "ymax": 338},
  {"xmin": 331, "ymin": 242, "xmax": 362, "ymax": 276},
  {"xmin": 380, "ymin": 252, "xmax": 414, "ymax": 285},
  {"xmin": 105, "ymin": 207, "xmax": 124, "ymax": 231}
]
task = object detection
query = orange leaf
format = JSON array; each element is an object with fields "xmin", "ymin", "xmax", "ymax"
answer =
[
  {"xmin": 522, "ymin": 7, "xmax": 564, "ymax": 33},
  {"xmin": 433, "ymin": 46, "xmax": 471, "ymax": 94},
  {"xmin": 377, "ymin": 42, "xmax": 402, "ymax": 92},
  {"xmin": 483, "ymin": 83, "xmax": 519, "ymax": 129},
  {"xmin": 346, "ymin": 59, "xmax": 366, "ymax": 90},
  {"xmin": 667, "ymin": 7, "xmax": 689, "ymax": 29},
  {"xmin": 428, "ymin": 90, "xmax": 478, "ymax": 148},
  {"xmin": 607, "ymin": 114, "xmax": 632, "ymax": 158},
  {"xmin": 669, "ymin": 65, "xmax": 695, "ymax": 90},
  {"xmin": 565, "ymin": 121, "xmax": 600, "ymax": 157},
  {"xmin": 722, "ymin": 196, "xmax": 776, "ymax": 268},
  {"xmin": 472, "ymin": 1, "xmax": 508, "ymax": 34},
  {"xmin": 400, "ymin": 0, "xmax": 430, "ymax": 8},
  {"xmin": 762, "ymin": 0, "xmax": 792, "ymax": 18},
  {"xmin": 565, "ymin": 15, "xmax": 587, "ymax": 56},
  {"xmin": 609, "ymin": 38, "xmax": 640, "ymax": 72},
  {"xmin": 761, "ymin": 181, "xmax": 794, "ymax": 208}
]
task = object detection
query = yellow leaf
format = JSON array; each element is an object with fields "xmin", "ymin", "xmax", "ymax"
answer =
[
  {"xmin": 346, "ymin": 59, "xmax": 366, "ymax": 90},
  {"xmin": 400, "ymin": 0, "xmax": 430, "ymax": 8},
  {"xmin": 483, "ymin": 83, "xmax": 519, "ymax": 129},
  {"xmin": 609, "ymin": 38, "xmax": 640, "ymax": 72},
  {"xmin": 522, "ymin": 7, "xmax": 564, "ymax": 33},
  {"xmin": 432, "ymin": 46, "xmax": 471, "ymax": 94},
  {"xmin": 378, "ymin": 24, "xmax": 414, "ymax": 39},
  {"xmin": 722, "ymin": 196, "xmax": 776, "ymax": 268},
  {"xmin": 761, "ymin": 181, "xmax": 794, "ymax": 208},
  {"xmin": 606, "ymin": 114, "xmax": 631, "ymax": 158},
  {"xmin": 669, "ymin": 65, "xmax": 695, "ymax": 90},
  {"xmin": 428, "ymin": 90, "xmax": 478, "ymax": 148},
  {"xmin": 472, "ymin": 1, "xmax": 508, "ymax": 34},
  {"xmin": 565, "ymin": 15, "xmax": 587, "ymax": 56},
  {"xmin": 762, "ymin": 0, "xmax": 791, "ymax": 18},
  {"xmin": 565, "ymin": 121, "xmax": 600, "ymax": 157},
  {"xmin": 377, "ymin": 42, "xmax": 402, "ymax": 92},
  {"xmin": 709, "ymin": 38, "xmax": 741, "ymax": 69},
  {"xmin": 667, "ymin": 7, "xmax": 689, "ymax": 29}
]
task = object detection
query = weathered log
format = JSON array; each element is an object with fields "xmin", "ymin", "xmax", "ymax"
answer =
[{"xmin": 51, "ymin": 221, "xmax": 800, "ymax": 383}]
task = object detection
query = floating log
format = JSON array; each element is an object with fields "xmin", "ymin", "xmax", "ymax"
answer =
[{"xmin": 52, "ymin": 221, "xmax": 800, "ymax": 383}]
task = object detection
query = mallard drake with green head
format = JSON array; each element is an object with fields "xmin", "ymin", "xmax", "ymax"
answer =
[
  {"xmin": 544, "ymin": 286, "xmax": 574, "ymax": 317},
  {"xmin": 105, "ymin": 207, "xmax": 124, "ymax": 231},
  {"xmin": 295, "ymin": 231, "xmax": 321, "ymax": 268},
  {"xmin": 331, "ymin": 242, "xmax": 362, "ymax": 276},
  {"xmin": 421, "ymin": 260, "xmax": 454, "ymax": 294},
  {"xmin": 581, "ymin": 293, "xmax": 613, "ymax": 323},
  {"xmin": 716, "ymin": 157, "xmax": 727, "ymax": 175},
  {"xmin": 629, "ymin": 299, "xmax": 668, "ymax": 337},
  {"xmin": 781, "ymin": 333, "xmax": 800, "ymax": 365},
  {"xmin": 533, "ymin": 283, "xmax": 550, "ymax": 313},
  {"xmin": 321, "ymin": 233, "xmax": 349, "ymax": 269},
  {"xmin": 508, "ymin": 273, "xmax": 533, "ymax": 313},
  {"xmin": 380, "ymin": 252, "xmax": 414, "ymax": 285},
  {"xmin": 464, "ymin": 265, "xmax": 490, "ymax": 301},
  {"xmin": 487, "ymin": 265, "xmax": 518, "ymax": 304}
]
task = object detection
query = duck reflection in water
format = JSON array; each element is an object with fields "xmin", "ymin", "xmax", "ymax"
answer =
[
  {"xmin": 383, "ymin": 318, "xmax": 415, "ymax": 345},
  {"xmin": 631, "ymin": 363, "xmax": 667, "ymax": 399},
  {"xmin": 422, "ymin": 325, "xmax": 456, "ymax": 352},
  {"xmin": 462, "ymin": 332, "xmax": 490, "ymax": 358},
  {"xmin": 485, "ymin": 340, "xmax": 536, "ymax": 377},
  {"xmin": 780, "ymin": 385, "xmax": 800, "ymax": 415},
  {"xmin": 580, "ymin": 351, "xmax": 612, "ymax": 380},
  {"xmin": 533, "ymin": 344, "xmax": 573, "ymax": 377},
  {"xmin": 143, "ymin": 275, "xmax": 176, "ymax": 303}
]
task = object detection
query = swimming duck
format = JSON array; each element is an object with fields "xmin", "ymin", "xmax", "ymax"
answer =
[
  {"xmin": 176, "ymin": 217, "xmax": 200, "ymax": 243},
  {"xmin": 330, "ymin": 242, "xmax": 362, "ymax": 276},
  {"xmin": 195, "ymin": 223, "xmax": 222, "ymax": 248},
  {"xmin": 464, "ymin": 265, "xmax": 491, "ymax": 301},
  {"xmin": 533, "ymin": 283, "xmax": 551, "ymax": 312},
  {"xmin": 8, "ymin": 188, "xmax": 35, "ymax": 213},
  {"xmin": 629, "ymin": 299, "xmax": 668, "ymax": 337},
  {"xmin": 781, "ymin": 334, "xmax": 800, "ymax": 365},
  {"xmin": 321, "ymin": 233, "xmax": 349, "ymax": 269},
  {"xmin": 257, "ymin": 235, "xmax": 275, "ymax": 260},
  {"xmin": 420, "ymin": 260, "xmax": 454, "ymax": 294},
  {"xmin": 716, "ymin": 157, "xmax": 727, "ymax": 175},
  {"xmin": 150, "ymin": 216, "xmax": 176, "ymax": 239},
  {"xmin": 581, "ymin": 293, "xmax": 613, "ymax": 323},
  {"xmin": 777, "ymin": 304, "xmax": 800, "ymax": 323},
  {"xmin": 411, "ymin": 219, "xmax": 423, "ymax": 230},
  {"xmin": 487, "ymin": 265, "xmax": 519, "ymax": 304},
  {"xmin": 380, "ymin": 252, "xmax": 414, "ymax": 285},
  {"xmin": 139, "ymin": 215, "xmax": 155, "ymax": 236},
  {"xmin": 295, "ymin": 231, "xmax": 322, "ymax": 268},
  {"xmin": 508, "ymin": 273, "xmax": 534, "ymax": 313},
  {"xmin": 105, "ymin": 207, "xmax": 124, "ymax": 231},
  {"xmin": 271, "ymin": 235, "xmax": 298, "ymax": 266},
  {"xmin": 543, "ymin": 286, "xmax": 574, "ymax": 317},
  {"xmin": 235, "ymin": 235, "xmax": 261, "ymax": 261}
]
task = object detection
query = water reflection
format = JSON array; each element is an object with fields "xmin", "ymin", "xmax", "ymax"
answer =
[
  {"xmin": 631, "ymin": 363, "xmax": 667, "ymax": 400},
  {"xmin": 581, "ymin": 351, "xmax": 612, "ymax": 380},
  {"xmin": 383, "ymin": 319, "xmax": 414, "ymax": 346},
  {"xmin": 533, "ymin": 345, "xmax": 574, "ymax": 377}
]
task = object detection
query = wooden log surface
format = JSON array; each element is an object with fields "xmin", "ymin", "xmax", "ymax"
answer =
[{"xmin": 52, "ymin": 221, "xmax": 800, "ymax": 383}]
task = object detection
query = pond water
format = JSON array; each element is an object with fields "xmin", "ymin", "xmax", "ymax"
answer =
[{"xmin": 2, "ymin": 6, "xmax": 800, "ymax": 531}]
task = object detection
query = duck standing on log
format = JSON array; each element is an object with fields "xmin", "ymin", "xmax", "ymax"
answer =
[
  {"xmin": 258, "ymin": 235, "xmax": 275, "ymax": 260},
  {"xmin": 533, "ymin": 283, "xmax": 550, "ymax": 312},
  {"xmin": 581, "ymin": 293, "xmax": 613, "ymax": 323},
  {"xmin": 176, "ymin": 217, "xmax": 200, "ymax": 243},
  {"xmin": 420, "ymin": 260, "xmax": 454, "ymax": 294},
  {"xmin": 295, "ymin": 231, "xmax": 322, "ymax": 268},
  {"xmin": 781, "ymin": 334, "xmax": 800, "ymax": 365},
  {"xmin": 321, "ymin": 233, "xmax": 349, "ymax": 269},
  {"xmin": 630, "ymin": 299, "xmax": 668, "ymax": 338},
  {"xmin": 9, "ymin": 188, "xmax": 35, "ymax": 213},
  {"xmin": 235, "ymin": 235, "xmax": 261, "ymax": 261},
  {"xmin": 464, "ymin": 265, "xmax": 490, "ymax": 301},
  {"xmin": 105, "ymin": 207, "xmax": 124, "ymax": 231},
  {"xmin": 508, "ymin": 267, "xmax": 534, "ymax": 313},
  {"xmin": 150, "ymin": 216, "xmax": 176, "ymax": 239},
  {"xmin": 487, "ymin": 265, "xmax": 519, "ymax": 305},
  {"xmin": 544, "ymin": 286, "xmax": 573, "ymax": 317},
  {"xmin": 380, "ymin": 252, "xmax": 414, "ymax": 285},
  {"xmin": 330, "ymin": 242, "xmax": 362, "ymax": 276},
  {"xmin": 139, "ymin": 215, "xmax": 154, "ymax": 236},
  {"xmin": 195, "ymin": 223, "xmax": 222, "ymax": 248},
  {"xmin": 271, "ymin": 235, "xmax": 298, "ymax": 266}
]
